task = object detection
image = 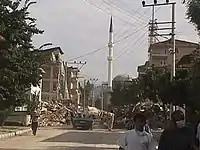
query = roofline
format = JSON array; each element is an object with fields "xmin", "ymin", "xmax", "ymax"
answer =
[
  {"xmin": 152, "ymin": 39, "xmax": 199, "ymax": 46},
  {"xmin": 43, "ymin": 47, "xmax": 64, "ymax": 54}
]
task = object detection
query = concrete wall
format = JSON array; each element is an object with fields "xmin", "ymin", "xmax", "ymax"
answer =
[{"xmin": 5, "ymin": 112, "xmax": 31, "ymax": 126}]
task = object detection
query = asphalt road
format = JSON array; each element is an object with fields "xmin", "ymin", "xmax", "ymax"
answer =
[{"xmin": 0, "ymin": 127, "xmax": 124, "ymax": 150}]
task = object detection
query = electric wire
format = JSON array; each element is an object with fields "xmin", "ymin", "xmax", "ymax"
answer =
[
  {"xmin": 115, "ymin": 31, "xmax": 148, "ymax": 59},
  {"xmin": 114, "ymin": 6, "xmax": 142, "ymax": 37},
  {"xmin": 102, "ymin": 0, "xmax": 147, "ymax": 23},
  {"xmin": 114, "ymin": 0, "xmax": 149, "ymax": 20},
  {"xmin": 84, "ymin": 0, "xmax": 138, "ymax": 27},
  {"xmin": 68, "ymin": 24, "xmax": 148, "ymax": 61},
  {"xmin": 118, "ymin": 7, "xmax": 161, "ymax": 40},
  {"xmin": 68, "ymin": 1, "xmax": 160, "ymax": 61}
]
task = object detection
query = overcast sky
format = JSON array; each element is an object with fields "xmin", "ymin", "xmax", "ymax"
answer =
[{"xmin": 30, "ymin": 0, "xmax": 199, "ymax": 83}]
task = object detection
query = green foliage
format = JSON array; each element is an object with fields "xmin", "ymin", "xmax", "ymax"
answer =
[
  {"xmin": 0, "ymin": 0, "xmax": 44, "ymax": 111},
  {"xmin": 110, "ymin": 79, "xmax": 141, "ymax": 106},
  {"xmin": 139, "ymin": 53, "xmax": 200, "ymax": 111},
  {"xmin": 185, "ymin": 0, "xmax": 200, "ymax": 35},
  {"xmin": 111, "ymin": 53, "xmax": 200, "ymax": 112}
]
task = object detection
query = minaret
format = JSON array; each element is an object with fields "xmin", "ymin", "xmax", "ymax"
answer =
[{"xmin": 107, "ymin": 16, "xmax": 114, "ymax": 91}]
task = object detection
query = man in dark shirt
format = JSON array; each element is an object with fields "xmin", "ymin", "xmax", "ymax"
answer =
[{"xmin": 158, "ymin": 110, "xmax": 197, "ymax": 150}]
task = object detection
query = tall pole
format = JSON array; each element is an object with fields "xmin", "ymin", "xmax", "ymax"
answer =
[
  {"xmin": 142, "ymin": 0, "xmax": 176, "ymax": 119},
  {"xmin": 108, "ymin": 16, "xmax": 114, "ymax": 91},
  {"xmin": 90, "ymin": 78, "xmax": 98, "ymax": 107},
  {"xmin": 101, "ymin": 84, "xmax": 105, "ymax": 110},
  {"xmin": 83, "ymin": 79, "xmax": 86, "ymax": 113},
  {"xmin": 170, "ymin": 3, "xmax": 176, "ymax": 117},
  {"xmin": 149, "ymin": 6, "xmax": 155, "ymax": 66},
  {"xmin": 101, "ymin": 92, "xmax": 104, "ymax": 110}
]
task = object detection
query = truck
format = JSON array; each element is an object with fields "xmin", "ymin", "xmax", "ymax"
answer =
[{"xmin": 72, "ymin": 115, "xmax": 93, "ymax": 130}]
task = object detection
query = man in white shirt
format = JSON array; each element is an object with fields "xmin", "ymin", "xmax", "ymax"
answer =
[{"xmin": 118, "ymin": 113, "xmax": 156, "ymax": 150}]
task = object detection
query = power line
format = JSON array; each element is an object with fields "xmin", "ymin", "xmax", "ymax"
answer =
[
  {"xmin": 114, "ymin": 0, "xmax": 149, "ymax": 20},
  {"xmin": 68, "ymin": 24, "xmax": 148, "ymax": 61},
  {"xmin": 68, "ymin": 46, "xmax": 107, "ymax": 61},
  {"xmin": 102, "ymin": 0, "xmax": 147, "ymax": 23},
  {"xmin": 114, "ymin": 6, "xmax": 142, "ymax": 37},
  {"xmin": 69, "ymin": 0, "xmax": 152, "ymax": 61},
  {"xmin": 118, "ymin": 7, "xmax": 161, "ymax": 39},
  {"xmin": 115, "ymin": 31, "xmax": 148, "ymax": 59},
  {"xmin": 116, "ymin": 8, "xmax": 150, "ymax": 38},
  {"xmin": 114, "ymin": 24, "xmax": 148, "ymax": 44},
  {"xmin": 84, "ymin": 0, "xmax": 139, "ymax": 27}
]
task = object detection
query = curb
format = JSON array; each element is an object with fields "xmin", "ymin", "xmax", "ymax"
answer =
[{"xmin": 0, "ymin": 128, "xmax": 32, "ymax": 140}]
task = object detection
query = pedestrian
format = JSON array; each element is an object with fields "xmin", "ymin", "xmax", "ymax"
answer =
[
  {"xmin": 118, "ymin": 113, "xmax": 155, "ymax": 150},
  {"xmin": 107, "ymin": 110, "xmax": 115, "ymax": 131},
  {"xmin": 144, "ymin": 121, "xmax": 152, "ymax": 136},
  {"xmin": 158, "ymin": 110, "xmax": 197, "ymax": 150},
  {"xmin": 31, "ymin": 110, "xmax": 39, "ymax": 136}
]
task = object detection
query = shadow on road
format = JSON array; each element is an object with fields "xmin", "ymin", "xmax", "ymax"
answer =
[{"xmin": 42, "ymin": 131, "xmax": 122, "ymax": 145}]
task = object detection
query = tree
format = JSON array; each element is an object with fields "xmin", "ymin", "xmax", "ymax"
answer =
[
  {"xmin": 185, "ymin": 0, "xmax": 200, "ymax": 35},
  {"xmin": 0, "ymin": 0, "xmax": 44, "ymax": 117},
  {"xmin": 110, "ymin": 79, "xmax": 141, "ymax": 106}
]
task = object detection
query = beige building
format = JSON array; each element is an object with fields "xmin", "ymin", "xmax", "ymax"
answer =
[
  {"xmin": 138, "ymin": 39, "xmax": 199, "ymax": 75},
  {"xmin": 67, "ymin": 66, "xmax": 81, "ymax": 105},
  {"xmin": 41, "ymin": 47, "xmax": 69, "ymax": 102}
]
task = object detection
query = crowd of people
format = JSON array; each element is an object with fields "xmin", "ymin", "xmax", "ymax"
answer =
[
  {"xmin": 117, "ymin": 110, "xmax": 200, "ymax": 150},
  {"xmin": 30, "ymin": 104, "xmax": 200, "ymax": 150}
]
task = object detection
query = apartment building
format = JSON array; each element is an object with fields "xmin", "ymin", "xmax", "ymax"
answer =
[
  {"xmin": 67, "ymin": 66, "xmax": 81, "ymax": 105},
  {"xmin": 138, "ymin": 39, "xmax": 199, "ymax": 75},
  {"xmin": 41, "ymin": 47, "xmax": 68, "ymax": 102}
]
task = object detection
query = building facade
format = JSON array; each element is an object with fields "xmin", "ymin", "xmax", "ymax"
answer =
[
  {"xmin": 41, "ymin": 47, "xmax": 68, "ymax": 102},
  {"xmin": 137, "ymin": 39, "xmax": 199, "ymax": 75},
  {"xmin": 67, "ymin": 66, "xmax": 81, "ymax": 105}
]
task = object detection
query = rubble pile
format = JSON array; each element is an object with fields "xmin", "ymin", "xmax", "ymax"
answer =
[
  {"xmin": 39, "ymin": 100, "xmax": 73, "ymax": 127},
  {"xmin": 113, "ymin": 101, "xmax": 166, "ymax": 129}
]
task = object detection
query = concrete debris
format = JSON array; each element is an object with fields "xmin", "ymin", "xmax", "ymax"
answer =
[{"xmin": 39, "ymin": 100, "xmax": 73, "ymax": 127}]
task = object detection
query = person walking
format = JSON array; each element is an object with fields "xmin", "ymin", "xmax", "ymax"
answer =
[
  {"xmin": 31, "ymin": 110, "xmax": 39, "ymax": 136},
  {"xmin": 158, "ymin": 110, "xmax": 197, "ymax": 150},
  {"xmin": 118, "ymin": 113, "xmax": 155, "ymax": 150},
  {"xmin": 107, "ymin": 110, "xmax": 115, "ymax": 131}
]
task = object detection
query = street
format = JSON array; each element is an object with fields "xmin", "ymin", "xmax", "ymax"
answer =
[{"xmin": 0, "ymin": 127, "xmax": 123, "ymax": 150}]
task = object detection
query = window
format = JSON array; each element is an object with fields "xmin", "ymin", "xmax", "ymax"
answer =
[
  {"xmin": 42, "ymin": 66, "xmax": 51, "ymax": 78},
  {"xmin": 42, "ymin": 81, "xmax": 50, "ymax": 92},
  {"xmin": 53, "ymin": 81, "xmax": 58, "ymax": 92},
  {"xmin": 55, "ymin": 54, "xmax": 59, "ymax": 61},
  {"xmin": 53, "ymin": 66, "xmax": 59, "ymax": 79}
]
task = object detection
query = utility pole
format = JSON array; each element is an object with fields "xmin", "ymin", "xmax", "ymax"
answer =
[
  {"xmin": 83, "ymin": 79, "xmax": 86, "ymax": 113},
  {"xmin": 149, "ymin": 5, "xmax": 155, "ymax": 65},
  {"xmin": 67, "ymin": 61, "xmax": 87, "ymax": 70},
  {"xmin": 89, "ymin": 78, "xmax": 98, "ymax": 107},
  {"xmin": 142, "ymin": 0, "xmax": 176, "ymax": 119},
  {"xmin": 101, "ymin": 91, "xmax": 104, "ymax": 110}
]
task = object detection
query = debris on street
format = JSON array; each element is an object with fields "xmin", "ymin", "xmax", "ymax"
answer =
[{"xmin": 39, "ymin": 100, "xmax": 74, "ymax": 127}]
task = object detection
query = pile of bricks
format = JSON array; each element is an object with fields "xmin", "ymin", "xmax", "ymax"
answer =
[{"xmin": 39, "ymin": 100, "xmax": 73, "ymax": 127}]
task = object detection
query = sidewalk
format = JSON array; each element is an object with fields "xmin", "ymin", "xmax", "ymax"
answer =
[{"xmin": 0, "ymin": 126, "xmax": 31, "ymax": 140}]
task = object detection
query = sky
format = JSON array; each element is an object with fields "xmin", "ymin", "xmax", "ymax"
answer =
[{"xmin": 30, "ymin": 0, "xmax": 199, "ymax": 83}]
